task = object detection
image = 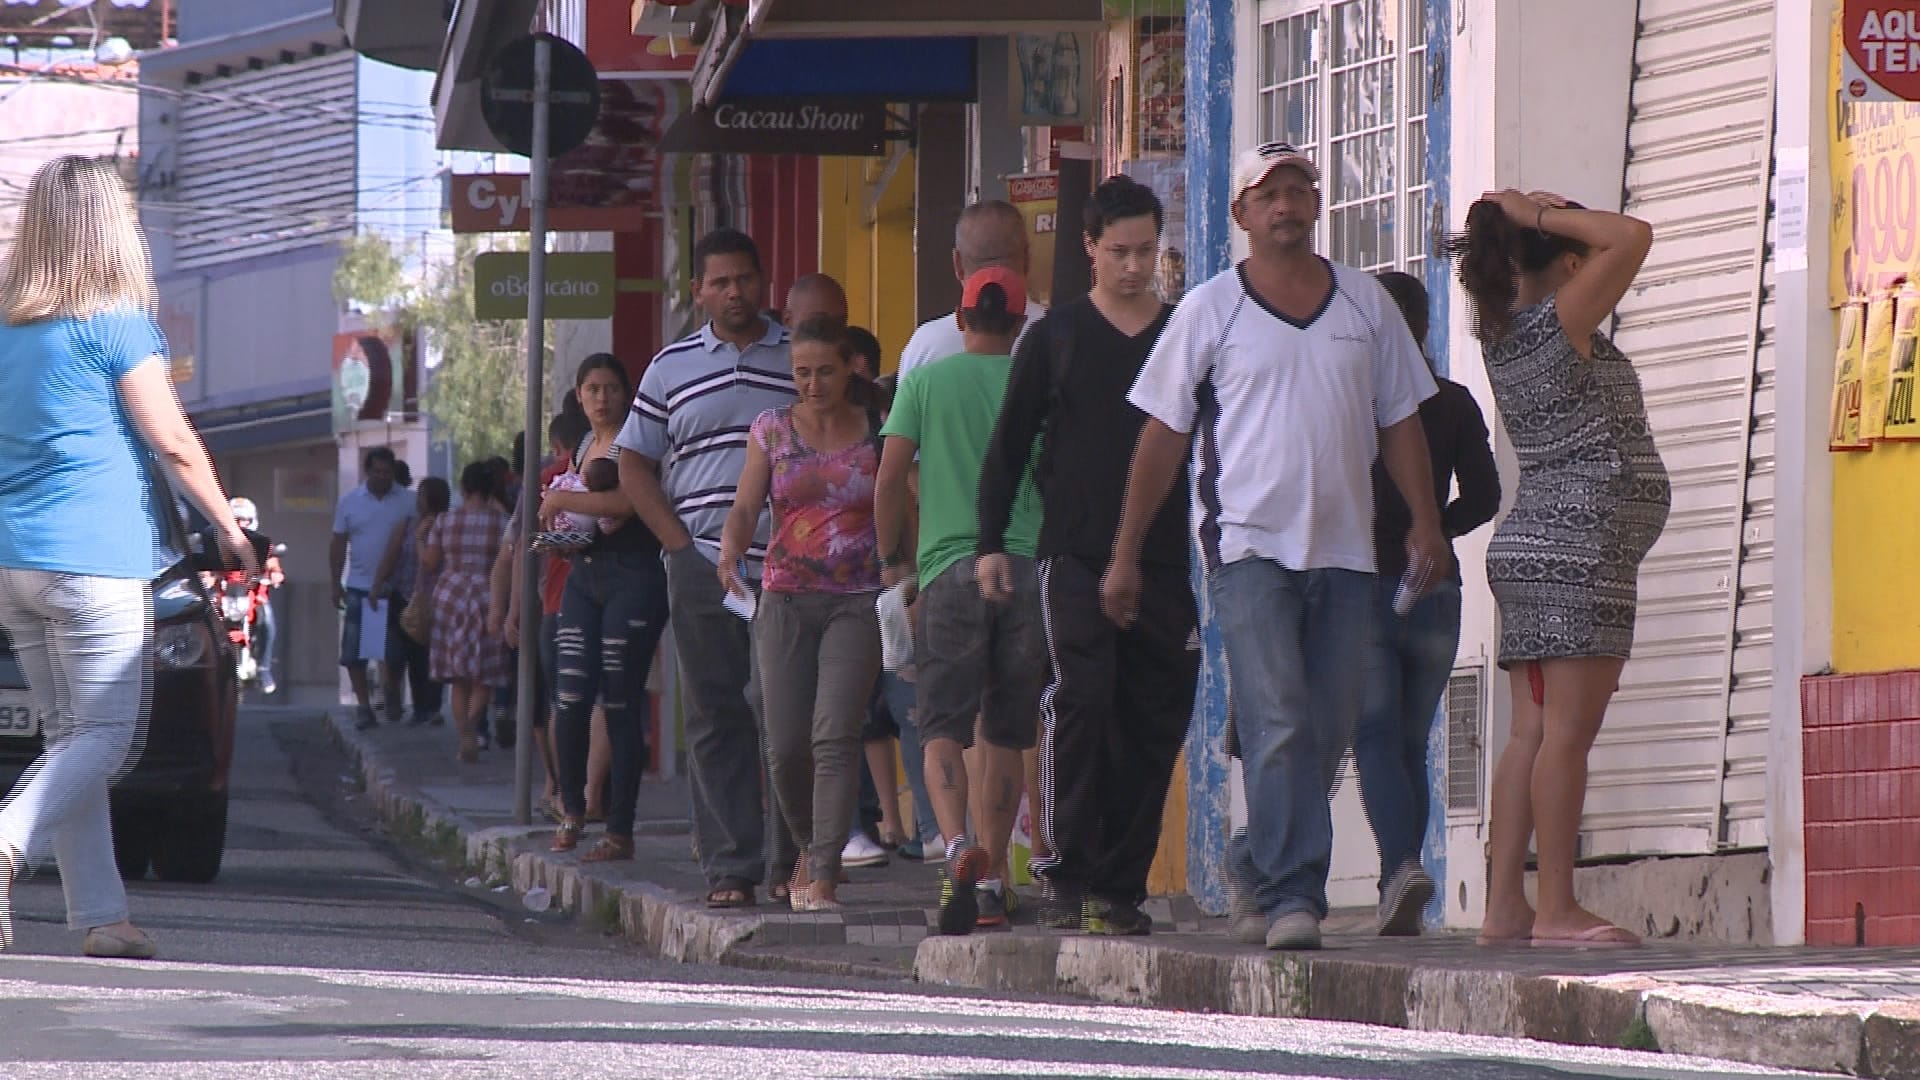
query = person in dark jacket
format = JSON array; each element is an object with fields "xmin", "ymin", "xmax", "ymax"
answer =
[
  {"xmin": 1358, "ymin": 270, "xmax": 1501, "ymax": 937},
  {"xmin": 976, "ymin": 175, "xmax": 1196, "ymax": 936}
]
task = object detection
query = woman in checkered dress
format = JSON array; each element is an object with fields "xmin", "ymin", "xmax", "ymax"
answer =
[{"xmin": 424, "ymin": 461, "xmax": 512, "ymax": 762}]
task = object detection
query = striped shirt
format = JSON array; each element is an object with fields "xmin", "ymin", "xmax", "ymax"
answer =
[
  {"xmin": 1129, "ymin": 260, "xmax": 1436, "ymax": 575},
  {"xmin": 615, "ymin": 320, "xmax": 795, "ymax": 568}
]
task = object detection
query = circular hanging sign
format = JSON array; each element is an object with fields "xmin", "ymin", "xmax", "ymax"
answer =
[{"xmin": 481, "ymin": 32, "xmax": 601, "ymax": 158}]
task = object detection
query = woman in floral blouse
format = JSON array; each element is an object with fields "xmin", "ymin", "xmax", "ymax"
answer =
[{"xmin": 720, "ymin": 316, "xmax": 884, "ymax": 911}]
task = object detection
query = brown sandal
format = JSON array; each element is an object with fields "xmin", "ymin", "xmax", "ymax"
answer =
[
  {"xmin": 550, "ymin": 819, "xmax": 582, "ymax": 852},
  {"xmin": 581, "ymin": 835, "xmax": 634, "ymax": 863}
]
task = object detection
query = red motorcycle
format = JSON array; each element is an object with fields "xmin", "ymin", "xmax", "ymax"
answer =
[{"xmin": 210, "ymin": 544, "xmax": 285, "ymax": 691}]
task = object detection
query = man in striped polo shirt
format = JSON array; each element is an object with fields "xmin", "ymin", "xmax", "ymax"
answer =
[{"xmin": 616, "ymin": 228, "xmax": 798, "ymax": 908}]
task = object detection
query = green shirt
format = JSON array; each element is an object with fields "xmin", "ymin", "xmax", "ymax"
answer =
[{"xmin": 881, "ymin": 351, "xmax": 1042, "ymax": 590}]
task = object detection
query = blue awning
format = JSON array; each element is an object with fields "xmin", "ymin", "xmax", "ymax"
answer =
[
  {"xmin": 691, "ymin": 0, "xmax": 1105, "ymax": 108},
  {"xmin": 718, "ymin": 37, "xmax": 976, "ymax": 102}
]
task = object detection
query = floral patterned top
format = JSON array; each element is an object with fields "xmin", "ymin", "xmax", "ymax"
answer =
[{"xmin": 751, "ymin": 406, "xmax": 883, "ymax": 595}]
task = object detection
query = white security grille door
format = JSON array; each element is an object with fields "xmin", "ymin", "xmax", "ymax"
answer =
[
  {"xmin": 1590, "ymin": 0, "xmax": 1776, "ymax": 857},
  {"xmin": 167, "ymin": 50, "xmax": 358, "ymax": 270},
  {"xmin": 1256, "ymin": 0, "xmax": 1429, "ymax": 273}
]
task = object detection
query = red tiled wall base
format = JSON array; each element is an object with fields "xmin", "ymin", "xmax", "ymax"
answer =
[{"xmin": 1802, "ymin": 670, "xmax": 1920, "ymax": 945}]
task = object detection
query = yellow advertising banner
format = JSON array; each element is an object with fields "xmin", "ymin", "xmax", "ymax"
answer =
[
  {"xmin": 1832, "ymin": 298, "xmax": 1870, "ymax": 450},
  {"xmin": 1887, "ymin": 282, "xmax": 1920, "ymax": 438},
  {"xmin": 1830, "ymin": 8, "xmax": 1920, "ymax": 307},
  {"xmin": 1007, "ymin": 172, "xmax": 1060, "ymax": 308},
  {"xmin": 1861, "ymin": 288, "xmax": 1898, "ymax": 442}
]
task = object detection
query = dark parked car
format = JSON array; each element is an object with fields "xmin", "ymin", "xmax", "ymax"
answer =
[{"xmin": 0, "ymin": 537, "xmax": 241, "ymax": 884}]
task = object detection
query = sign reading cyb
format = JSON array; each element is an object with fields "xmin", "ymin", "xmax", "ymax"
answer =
[
  {"xmin": 1843, "ymin": 2, "xmax": 1920, "ymax": 102},
  {"xmin": 451, "ymin": 174, "xmax": 650, "ymax": 233}
]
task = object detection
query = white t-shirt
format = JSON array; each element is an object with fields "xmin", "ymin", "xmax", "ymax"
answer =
[
  {"xmin": 1128, "ymin": 260, "xmax": 1437, "ymax": 575},
  {"xmin": 896, "ymin": 300, "xmax": 1049, "ymax": 377}
]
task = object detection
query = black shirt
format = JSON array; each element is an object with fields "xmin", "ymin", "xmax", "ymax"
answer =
[
  {"xmin": 978, "ymin": 296, "xmax": 1191, "ymax": 569},
  {"xmin": 1372, "ymin": 376, "xmax": 1500, "ymax": 582}
]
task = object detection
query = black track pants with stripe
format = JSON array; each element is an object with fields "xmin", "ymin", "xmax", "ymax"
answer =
[{"xmin": 1031, "ymin": 554, "xmax": 1200, "ymax": 904}]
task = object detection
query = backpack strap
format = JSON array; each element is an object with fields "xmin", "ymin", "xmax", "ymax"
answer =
[{"xmin": 1043, "ymin": 310, "xmax": 1074, "ymax": 416}]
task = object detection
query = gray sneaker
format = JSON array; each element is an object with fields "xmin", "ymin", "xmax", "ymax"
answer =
[
  {"xmin": 1377, "ymin": 861, "xmax": 1435, "ymax": 937},
  {"xmin": 1232, "ymin": 915, "xmax": 1268, "ymax": 944},
  {"xmin": 1265, "ymin": 911, "xmax": 1322, "ymax": 950},
  {"xmin": 1228, "ymin": 864, "xmax": 1267, "ymax": 943}
]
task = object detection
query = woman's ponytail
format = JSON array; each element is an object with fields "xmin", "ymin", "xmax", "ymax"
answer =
[{"xmin": 1445, "ymin": 199, "xmax": 1520, "ymax": 342}]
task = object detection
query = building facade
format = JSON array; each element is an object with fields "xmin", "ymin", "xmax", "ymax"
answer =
[
  {"xmin": 139, "ymin": 6, "xmax": 441, "ymax": 698},
  {"xmin": 1176, "ymin": 0, "xmax": 1878, "ymax": 949}
]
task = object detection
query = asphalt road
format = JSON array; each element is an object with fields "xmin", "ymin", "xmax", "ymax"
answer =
[{"xmin": 0, "ymin": 710, "xmax": 1829, "ymax": 1079}]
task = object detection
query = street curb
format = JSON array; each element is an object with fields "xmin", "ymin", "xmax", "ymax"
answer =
[
  {"xmin": 319, "ymin": 709, "xmax": 905, "ymax": 978},
  {"xmin": 912, "ymin": 936, "xmax": 1920, "ymax": 1077},
  {"xmin": 322, "ymin": 710, "xmax": 1920, "ymax": 1075}
]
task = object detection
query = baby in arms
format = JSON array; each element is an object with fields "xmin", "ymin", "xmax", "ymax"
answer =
[{"xmin": 544, "ymin": 457, "xmax": 624, "ymax": 536}]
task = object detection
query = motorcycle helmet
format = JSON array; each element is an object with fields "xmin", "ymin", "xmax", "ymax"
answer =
[{"xmin": 230, "ymin": 497, "xmax": 258, "ymax": 530}]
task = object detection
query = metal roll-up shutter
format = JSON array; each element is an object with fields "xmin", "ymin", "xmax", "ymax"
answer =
[
  {"xmin": 170, "ymin": 50, "xmax": 357, "ymax": 270},
  {"xmin": 1586, "ymin": 0, "xmax": 1776, "ymax": 858}
]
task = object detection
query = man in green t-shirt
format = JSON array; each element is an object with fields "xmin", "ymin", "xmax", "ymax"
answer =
[{"xmin": 875, "ymin": 267, "xmax": 1045, "ymax": 936}]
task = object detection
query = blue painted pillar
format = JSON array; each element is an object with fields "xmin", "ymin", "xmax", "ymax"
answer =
[
  {"xmin": 1183, "ymin": 0, "xmax": 1237, "ymax": 916},
  {"xmin": 1417, "ymin": 0, "xmax": 1455, "ymax": 927}
]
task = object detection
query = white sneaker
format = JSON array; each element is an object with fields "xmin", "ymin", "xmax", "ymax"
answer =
[
  {"xmin": 258, "ymin": 670, "xmax": 277, "ymax": 695},
  {"xmin": 842, "ymin": 832, "xmax": 890, "ymax": 868}
]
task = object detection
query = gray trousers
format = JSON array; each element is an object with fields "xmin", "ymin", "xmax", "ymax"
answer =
[
  {"xmin": 754, "ymin": 590, "xmax": 881, "ymax": 883},
  {"xmin": 665, "ymin": 545, "xmax": 797, "ymax": 888}
]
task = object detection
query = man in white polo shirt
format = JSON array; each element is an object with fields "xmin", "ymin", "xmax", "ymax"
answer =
[
  {"xmin": 1101, "ymin": 142, "xmax": 1450, "ymax": 951},
  {"xmin": 897, "ymin": 201, "xmax": 1047, "ymax": 378}
]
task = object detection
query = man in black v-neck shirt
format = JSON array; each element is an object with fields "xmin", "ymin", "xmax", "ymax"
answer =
[{"xmin": 977, "ymin": 176, "xmax": 1197, "ymax": 936}]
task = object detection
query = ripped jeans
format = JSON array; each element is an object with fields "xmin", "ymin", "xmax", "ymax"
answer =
[{"xmin": 553, "ymin": 550, "xmax": 668, "ymax": 838}]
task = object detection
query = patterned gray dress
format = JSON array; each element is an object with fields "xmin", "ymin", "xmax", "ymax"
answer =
[{"xmin": 1482, "ymin": 296, "xmax": 1670, "ymax": 669}]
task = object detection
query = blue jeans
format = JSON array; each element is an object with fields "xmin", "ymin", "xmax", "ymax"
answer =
[
  {"xmin": 254, "ymin": 595, "xmax": 276, "ymax": 679},
  {"xmin": 1354, "ymin": 575, "xmax": 1461, "ymax": 896},
  {"xmin": 338, "ymin": 586, "xmax": 369, "ymax": 668},
  {"xmin": 0, "ymin": 571, "xmax": 150, "ymax": 930},
  {"xmin": 883, "ymin": 670, "xmax": 939, "ymax": 847},
  {"xmin": 1212, "ymin": 559, "xmax": 1374, "ymax": 922}
]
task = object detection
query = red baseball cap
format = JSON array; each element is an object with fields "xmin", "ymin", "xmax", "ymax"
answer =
[{"xmin": 960, "ymin": 266, "xmax": 1028, "ymax": 319}]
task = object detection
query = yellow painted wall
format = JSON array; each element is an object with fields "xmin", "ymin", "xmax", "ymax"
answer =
[
  {"xmin": 818, "ymin": 154, "xmax": 918, "ymax": 372},
  {"xmin": 1833, "ymin": 441, "xmax": 1920, "ymax": 672}
]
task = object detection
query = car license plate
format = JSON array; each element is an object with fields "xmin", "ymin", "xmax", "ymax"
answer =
[{"xmin": 0, "ymin": 694, "xmax": 40, "ymax": 739}]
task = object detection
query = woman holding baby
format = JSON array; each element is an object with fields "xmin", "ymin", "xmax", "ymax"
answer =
[{"xmin": 538, "ymin": 353, "xmax": 668, "ymax": 861}]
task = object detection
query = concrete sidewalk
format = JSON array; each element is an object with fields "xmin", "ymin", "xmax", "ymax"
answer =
[{"xmin": 324, "ymin": 708, "xmax": 1920, "ymax": 1078}]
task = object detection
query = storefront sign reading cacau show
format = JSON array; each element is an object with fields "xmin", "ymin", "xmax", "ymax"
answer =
[{"xmin": 658, "ymin": 100, "xmax": 889, "ymax": 157}]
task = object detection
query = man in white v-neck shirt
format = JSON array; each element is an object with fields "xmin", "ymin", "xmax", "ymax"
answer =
[
  {"xmin": 1102, "ymin": 143, "xmax": 1450, "ymax": 952},
  {"xmin": 897, "ymin": 201, "xmax": 1047, "ymax": 377}
]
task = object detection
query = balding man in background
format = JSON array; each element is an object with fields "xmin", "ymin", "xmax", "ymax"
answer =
[
  {"xmin": 898, "ymin": 201, "xmax": 1047, "ymax": 378},
  {"xmin": 785, "ymin": 273, "xmax": 849, "ymax": 330}
]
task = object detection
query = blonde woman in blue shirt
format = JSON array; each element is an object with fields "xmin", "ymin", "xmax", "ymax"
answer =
[{"xmin": 0, "ymin": 157, "xmax": 253, "ymax": 960}]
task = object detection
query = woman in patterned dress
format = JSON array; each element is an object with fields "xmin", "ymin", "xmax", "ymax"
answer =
[
  {"xmin": 1448, "ymin": 190, "xmax": 1671, "ymax": 948},
  {"xmin": 423, "ymin": 462, "xmax": 511, "ymax": 763}
]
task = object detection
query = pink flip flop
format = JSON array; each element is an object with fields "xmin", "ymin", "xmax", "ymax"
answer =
[{"xmin": 1530, "ymin": 923, "xmax": 1640, "ymax": 949}]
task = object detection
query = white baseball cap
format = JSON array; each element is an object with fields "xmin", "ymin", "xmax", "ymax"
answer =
[{"xmin": 1232, "ymin": 141, "xmax": 1321, "ymax": 203}]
